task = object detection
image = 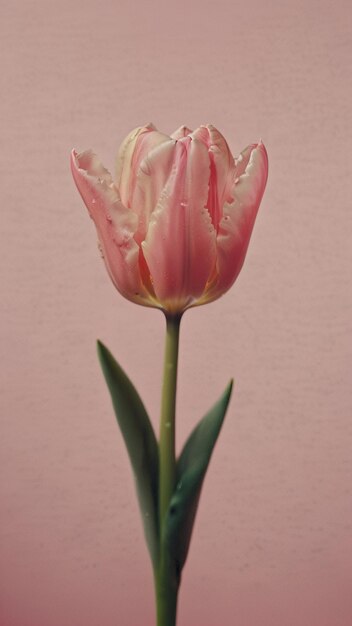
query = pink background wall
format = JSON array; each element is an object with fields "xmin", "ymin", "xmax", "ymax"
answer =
[{"xmin": 1, "ymin": 1, "xmax": 351, "ymax": 625}]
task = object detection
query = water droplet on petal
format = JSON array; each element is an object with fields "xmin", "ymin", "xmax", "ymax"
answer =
[
  {"xmin": 97, "ymin": 242, "xmax": 104, "ymax": 259},
  {"xmin": 92, "ymin": 198, "xmax": 96, "ymax": 204}
]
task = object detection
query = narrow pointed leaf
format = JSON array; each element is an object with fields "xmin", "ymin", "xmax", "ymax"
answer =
[
  {"xmin": 163, "ymin": 380, "xmax": 233, "ymax": 572},
  {"xmin": 97, "ymin": 340, "xmax": 159, "ymax": 567}
]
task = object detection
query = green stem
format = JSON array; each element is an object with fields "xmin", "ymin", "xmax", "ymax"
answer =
[
  {"xmin": 155, "ymin": 312, "xmax": 182, "ymax": 626},
  {"xmin": 159, "ymin": 314, "xmax": 181, "ymax": 520}
]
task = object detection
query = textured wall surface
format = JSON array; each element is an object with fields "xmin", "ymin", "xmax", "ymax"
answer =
[{"xmin": 1, "ymin": 1, "xmax": 352, "ymax": 625}]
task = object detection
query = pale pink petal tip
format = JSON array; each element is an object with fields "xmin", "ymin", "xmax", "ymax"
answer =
[
  {"xmin": 255, "ymin": 141, "xmax": 269, "ymax": 181},
  {"xmin": 170, "ymin": 125, "xmax": 193, "ymax": 140},
  {"xmin": 71, "ymin": 148, "xmax": 113, "ymax": 184}
]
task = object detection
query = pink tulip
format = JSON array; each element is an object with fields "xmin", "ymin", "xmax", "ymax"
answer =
[{"xmin": 71, "ymin": 123, "xmax": 268, "ymax": 314}]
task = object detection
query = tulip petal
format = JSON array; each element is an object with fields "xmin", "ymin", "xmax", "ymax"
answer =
[
  {"xmin": 170, "ymin": 126, "xmax": 192, "ymax": 140},
  {"xmin": 192, "ymin": 125, "xmax": 235, "ymax": 230},
  {"xmin": 206, "ymin": 142, "xmax": 268, "ymax": 300},
  {"xmin": 141, "ymin": 138, "xmax": 217, "ymax": 312},
  {"xmin": 131, "ymin": 139, "xmax": 177, "ymax": 244},
  {"xmin": 116, "ymin": 124, "xmax": 170, "ymax": 207},
  {"xmin": 71, "ymin": 149, "xmax": 153, "ymax": 305}
]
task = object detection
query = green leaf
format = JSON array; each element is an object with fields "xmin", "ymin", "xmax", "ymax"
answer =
[
  {"xmin": 97, "ymin": 340, "xmax": 159, "ymax": 568},
  {"xmin": 163, "ymin": 380, "xmax": 233, "ymax": 574}
]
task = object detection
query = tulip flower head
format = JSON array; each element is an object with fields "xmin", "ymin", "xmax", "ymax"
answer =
[{"xmin": 71, "ymin": 124, "xmax": 268, "ymax": 314}]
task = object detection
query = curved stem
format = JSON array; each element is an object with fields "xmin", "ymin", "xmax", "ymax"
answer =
[{"xmin": 155, "ymin": 312, "xmax": 182, "ymax": 626}]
